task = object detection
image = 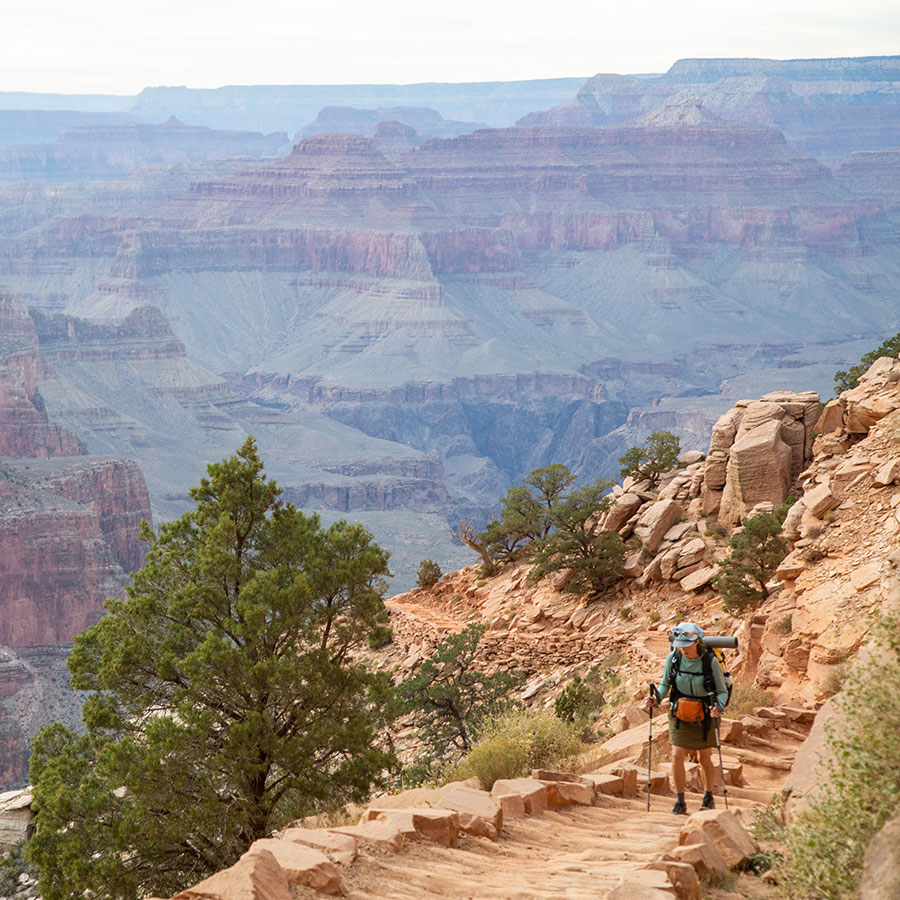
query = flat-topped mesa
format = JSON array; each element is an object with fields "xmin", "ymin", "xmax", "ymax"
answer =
[
  {"xmin": 403, "ymin": 123, "xmax": 842, "ymax": 252},
  {"xmin": 31, "ymin": 305, "xmax": 185, "ymax": 364},
  {"xmin": 298, "ymin": 106, "xmax": 485, "ymax": 141},
  {"xmin": 835, "ymin": 149, "xmax": 900, "ymax": 202},
  {"xmin": 0, "ymin": 118, "xmax": 288, "ymax": 182},
  {"xmin": 179, "ymin": 133, "xmax": 429, "ymax": 226},
  {"xmin": 663, "ymin": 55, "xmax": 900, "ymax": 82}
]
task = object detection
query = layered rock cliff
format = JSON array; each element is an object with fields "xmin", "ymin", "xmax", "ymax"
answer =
[
  {"xmin": 1, "ymin": 74, "xmax": 899, "ymax": 600},
  {"xmin": 0, "ymin": 291, "xmax": 152, "ymax": 787},
  {"xmin": 521, "ymin": 55, "xmax": 900, "ymax": 166},
  {"xmin": 0, "ymin": 117, "xmax": 289, "ymax": 182}
]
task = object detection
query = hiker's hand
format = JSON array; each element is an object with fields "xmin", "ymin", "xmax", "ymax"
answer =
[
  {"xmin": 709, "ymin": 706, "xmax": 721, "ymax": 718},
  {"xmin": 645, "ymin": 695, "xmax": 659, "ymax": 710}
]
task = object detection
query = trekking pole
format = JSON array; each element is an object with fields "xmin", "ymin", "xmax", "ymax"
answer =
[
  {"xmin": 647, "ymin": 683, "xmax": 658, "ymax": 811},
  {"xmin": 709, "ymin": 692, "xmax": 729, "ymax": 809}
]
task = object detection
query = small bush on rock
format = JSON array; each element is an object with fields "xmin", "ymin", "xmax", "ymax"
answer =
[
  {"xmin": 728, "ymin": 681, "xmax": 775, "ymax": 717},
  {"xmin": 457, "ymin": 709, "xmax": 583, "ymax": 790},
  {"xmin": 712, "ymin": 512, "xmax": 788, "ymax": 614},
  {"xmin": 416, "ymin": 558, "xmax": 442, "ymax": 589},
  {"xmin": 618, "ymin": 430, "xmax": 681, "ymax": 488}
]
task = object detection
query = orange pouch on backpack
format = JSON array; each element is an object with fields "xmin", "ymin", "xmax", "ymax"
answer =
[{"xmin": 675, "ymin": 699, "xmax": 705, "ymax": 723}]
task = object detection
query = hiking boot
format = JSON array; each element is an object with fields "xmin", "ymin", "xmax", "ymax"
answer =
[
  {"xmin": 671, "ymin": 798, "xmax": 687, "ymax": 815},
  {"xmin": 700, "ymin": 792, "xmax": 716, "ymax": 810}
]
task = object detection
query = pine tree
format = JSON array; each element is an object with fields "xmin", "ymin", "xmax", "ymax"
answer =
[{"xmin": 28, "ymin": 438, "xmax": 397, "ymax": 900}]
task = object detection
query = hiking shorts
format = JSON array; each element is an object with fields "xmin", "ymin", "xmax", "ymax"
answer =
[{"xmin": 668, "ymin": 714, "xmax": 717, "ymax": 750}]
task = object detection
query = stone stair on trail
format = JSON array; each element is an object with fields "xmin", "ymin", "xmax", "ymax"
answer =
[{"xmin": 169, "ymin": 705, "xmax": 813, "ymax": 900}]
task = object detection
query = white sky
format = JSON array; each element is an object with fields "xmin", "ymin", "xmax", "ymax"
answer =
[{"xmin": 3, "ymin": 0, "xmax": 898, "ymax": 95}]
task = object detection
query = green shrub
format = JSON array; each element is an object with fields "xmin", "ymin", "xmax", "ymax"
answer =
[
  {"xmin": 416, "ymin": 558, "xmax": 442, "ymax": 589},
  {"xmin": 713, "ymin": 513, "xmax": 788, "ymax": 615},
  {"xmin": 618, "ymin": 430, "xmax": 681, "ymax": 488},
  {"xmin": 834, "ymin": 330, "xmax": 900, "ymax": 393},
  {"xmin": 727, "ymin": 680, "xmax": 775, "ymax": 717},
  {"xmin": 457, "ymin": 709, "xmax": 583, "ymax": 790},
  {"xmin": 774, "ymin": 613, "xmax": 793, "ymax": 636},
  {"xmin": 555, "ymin": 675, "xmax": 591, "ymax": 723},
  {"xmin": 455, "ymin": 735, "xmax": 530, "ymax": 790}
]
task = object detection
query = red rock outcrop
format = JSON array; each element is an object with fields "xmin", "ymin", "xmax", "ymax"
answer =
[{"xmin": 0, "ymin": 291, "xmax": 152, "ymax": 786}]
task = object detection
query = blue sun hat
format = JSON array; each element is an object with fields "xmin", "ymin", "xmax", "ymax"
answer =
[{"xmin": 669, "ymin": 622, "xmax": 705, "ymax": 648}]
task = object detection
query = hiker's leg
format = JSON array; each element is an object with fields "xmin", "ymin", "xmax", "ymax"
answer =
[
  {"xmin": 698, "ymin": 748, "xmax": 716, "ymax": 791},
  {"xmin": 671, "ymin": 746, "xmax": 687, "ymax": 793}
]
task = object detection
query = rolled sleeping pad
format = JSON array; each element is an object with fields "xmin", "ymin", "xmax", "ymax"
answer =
[{"xmin": 702, "ymin": 635, "xmax": 738, "ymax": 650}]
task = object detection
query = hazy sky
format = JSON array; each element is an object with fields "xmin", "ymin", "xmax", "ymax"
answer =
[{"xmin": 4, "ymin": 0, "xmax": 898, "ymax": 94}]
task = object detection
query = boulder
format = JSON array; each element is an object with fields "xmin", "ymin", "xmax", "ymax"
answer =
[
  {"xmin": 581, "ymin": 773, "xmax": 624, "ymax": 795},
  {"xmin": 634, "ymin": 500, "xmax": 683, "ymax": 553},
  {"xmin": 246, "ymin": 839, "xmax": 343, "ymax": 895},
  {"xmin": 804, "ymin": 481, "xmax": 839, "ymax": 518},
  {"xmin": 676, "ymin": 538, "xmax": 707, "ymax": 569},
  {"xmin": 679, "ymin": 451, "xmax": 706, "ymax": 466},
  {"xmin": 360, "ymin": 807, "xmax": 459, "ymax": 847},
  {"xmin": 490, "ymin": 778, "xmax": 548, "ymax": 815},
  {"xmin": 530, "ymin": 769, "xmax": 584, "ymax": 783},
  {"xmin": 645, "ymin": 860, "xmax": 702, "ymax": 900},
  {"xmin": 776, "ymin": 549, "xmax": 807, "ymax": 582},
  {"xmin": 874, "ymin": 459, "xmax": 900, "ymax": 486},
  {"xmin": 434, "ymin": 786, "xmax": 502, "ymax": 840},
  {"xmin": 490, "ymin": 786, "xmax": 526, "ymax": 819},
  {"xmin": 173, "ymin": 848, "xmax": 292, "ymax": 900},
  {"xmin": 844, "ymin": 387, "xmax": 899, "ymax": 433},
  {"xmin": 610, "ymin": 766, "xmax": 640, "ymax": 795},
  {"xmin": 623, "ymin": 550, "xmax": 646, "ymax": 578},
  {"xmin": 608, "ymin": 868, "xmax": 679, "ymax": 898},
  {"xmin": 703, "ymin": 452, "xmax": 729, "ymax": 491},
  {"xmin": 643, "ymin": 771, "xmax": 671, "ymax": 795},
  {"xmin": 671, "ymin": 825, "xmax": 728, "ymax": 882},
  {"xmin": 280, "ymin": 827, "xmax": 357, "ymax": 865},
  {"xmin": 683, "ymin": 809, "xmax": 759, "ymax": 868},
  {"xmin": 782, "ymin": 699, "xmax": 835, "ymax": 822},
  {"xmin": 860, "ymin": 813, "xmax": 900, "ymax": 900},
  {"xmin": 814, "ymin": 399, "xmax": 844, "ymax": 434},
  {"xmin": 0, "ymin": 789, "xmax": 33, "ymax": 854},
  {"xmin": 330, "ymin": 819, "xmax": 404, "ymax": 853},
  {"xmin": 538, "ymin": 779, "xmax": 595, "ymax": 808},
  {"xmin": 659, "ymin": 546, "xmax": 684, "ymax": 580},
  {"xmin": 679, "ymin": 566, "xmax": 717, "ymax": 593},
  {"xmin": 719, "ymin": 418, "xmax": 792, "ymax": 526},
  {"xmin": 781, "ymin": 499, "xmax": 806, "ymax": 540},
  {"xmin": 606, "ymin": 493, "xmax": 645, "ymax": 532}
]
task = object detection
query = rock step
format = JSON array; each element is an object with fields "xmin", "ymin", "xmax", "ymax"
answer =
[{"xmin": 332, "ymin": 802, "xmax": 699, "ymax": 899}]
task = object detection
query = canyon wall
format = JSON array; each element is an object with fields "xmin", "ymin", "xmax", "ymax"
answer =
[{"xmin": 0, "ymin": 291, "xmax": 151, "ymax": 786}]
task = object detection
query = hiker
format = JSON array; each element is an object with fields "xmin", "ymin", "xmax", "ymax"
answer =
[{"xmin": 646, "ymin": 622, "xmax": 729, "ymax": 814}]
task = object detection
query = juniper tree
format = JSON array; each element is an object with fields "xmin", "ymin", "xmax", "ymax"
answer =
[
  {"xmin": 618, "ymin": 430, "xmax": 681, "ymax": 488},
  {"xmin": 529, "ymin": 479, "xmax": 624, "ymax": 594},
  {"xmin": 28, "ymin": 438, "xmax": 397, "ymax": 900},
  {"xmin": 397, "ymin": 623, "xmax": 523, "ymax": 761},
  {"xmin": 712, "ymin": 512, "xmax": 788, "ymax": 614}
]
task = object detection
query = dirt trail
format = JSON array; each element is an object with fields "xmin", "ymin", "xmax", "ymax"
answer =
[{"xmin": 330, "ymin": 791, "xmax": 763, "ymax": 900}]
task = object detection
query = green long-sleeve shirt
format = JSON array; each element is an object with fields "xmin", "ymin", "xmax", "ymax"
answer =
[{"xmin": 655, "ymin": 650, "xmax": 728, "ymax": 712}]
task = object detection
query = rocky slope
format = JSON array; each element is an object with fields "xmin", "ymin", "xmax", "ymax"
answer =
[
  {"xmin": 157, "ymin": 352, "xmax": 900, "ymax": 898},
  {"xmin": 0, "ymin": 290, "xmax": 151, "ymax": 787}
]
